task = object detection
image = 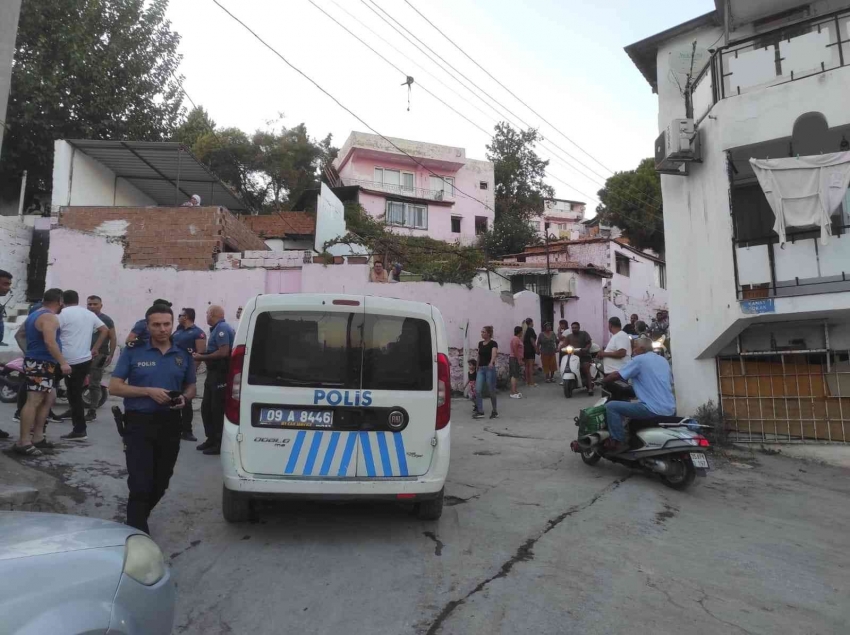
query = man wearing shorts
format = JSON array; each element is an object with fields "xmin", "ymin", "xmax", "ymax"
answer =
[
  {"xmin": 16, "ymin": 288, "xmax": 71, "ymax": 456},
  {"xmin": 509, "ymin": 326, "xmax": 523, "ymax": 399}
]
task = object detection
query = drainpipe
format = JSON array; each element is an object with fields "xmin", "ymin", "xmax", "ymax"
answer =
[{"xmin": 17, "ymin": 170, "xmax": 26, "ymax": 217}]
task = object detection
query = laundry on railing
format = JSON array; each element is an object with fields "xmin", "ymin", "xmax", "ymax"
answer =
[{"xmin": 750, "ymin": 152, "xmax": 850, "ymax": 247}]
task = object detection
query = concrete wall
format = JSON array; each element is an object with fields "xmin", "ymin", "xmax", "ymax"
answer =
[
  {"xmin": 299, "ymin": 263, "xmax": 538, "ymax": 354},
  {"xmin": 51, "ymin": 141, "xmax": 156, "ymax": 210},
  {"xmin": 653, "ymin": 22, "xmax": 850, "ymax": 415},
  {"xmin": 0, "ymin": 216, "xmax": 31, "ymax": 344},
  {"xmin": 46, "ymin": 227, "xmax": 265, "ymax": 341}
]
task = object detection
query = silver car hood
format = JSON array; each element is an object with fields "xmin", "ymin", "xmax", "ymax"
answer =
[{"xmin": 0, "ymin": 512, "xmax": 138, "ymax": 560}]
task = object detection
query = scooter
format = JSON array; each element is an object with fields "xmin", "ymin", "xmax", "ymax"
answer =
[
  {"xmin": 560, "ymin": 343, "xmax": 604, "ymax": 398},
  {"xmin": 652, "ymin": 334, "xmax": 672, "ymax": 361},
  {"xmin": 569, "ymin": 381, "xmax": 711, "ymax": 490}
]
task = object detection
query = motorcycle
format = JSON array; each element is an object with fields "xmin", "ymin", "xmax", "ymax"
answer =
[
  {"xmin": 652, "ymin": 334, "xmax": 671, "ymax": 361},
  {"xmin": 0, "ymin": 358, "xmax": 24, "ymax": 403},
  {"xmin": 560, "ymin": 343, "xmax": 604, "ymax": 398},
  {"xmin": 0, "ymin": 357, "xmax": 109, "ymax": 408},
  {"xmin": 569, "ymin": 381, "xmax": 711, "ymax": 490}
]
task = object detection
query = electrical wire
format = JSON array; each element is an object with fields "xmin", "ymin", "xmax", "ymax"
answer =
[
  {"xmin": 307, "ymin": 0, "xmax": 490, "ymax": 136},
  {"xmin": 360, "ymin": 0, "xmax": 663, "ymax": 213},
  {"xmin": 310, "ymin": 0, "xmax": 664, "ymax": 226},
  {"xmin": 210, "ymin": 0, "xmax": 495, "ymax": 218},
  {"xmin": 327, "ymin": 0, "xmax": 501, "ymax": 128},
  {"xmin": 404, "ymin": 0, "xmax": 666, "ymax": 202}
]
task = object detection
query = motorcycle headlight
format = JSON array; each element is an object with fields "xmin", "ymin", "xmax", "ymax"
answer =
[
  {"xmin": 123, "ymin": 534, "xmax": 166, "ymax": 586},
  {"xmin": 652, "ymin": 341, "xmax": 662, "ymax": 349},
  {"xmin": 562, "ymin": 345, "xmax": 574, "ymax": 354}
]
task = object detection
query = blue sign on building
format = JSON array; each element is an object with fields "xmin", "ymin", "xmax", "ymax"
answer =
[{"xmin": 741, "ymin": 298, "xmax": 775, "ymax": 315}]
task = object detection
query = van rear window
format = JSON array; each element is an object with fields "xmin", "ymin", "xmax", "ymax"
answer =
[{"xmin": 248, "ymin": 311, "xmax": 433, "ymax": 391}]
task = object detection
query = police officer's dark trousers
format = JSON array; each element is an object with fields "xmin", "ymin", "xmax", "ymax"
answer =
[
  {"xmin": 124, "ymin": 410, "xmax": 181, "ymax": 533},
  {"xmin": 181, "ymin": 399, "xmax": 193, "ymax": 435},
  {"xmin": 201, "ymin": 367, "xmax": 226, "ymax": 445}
]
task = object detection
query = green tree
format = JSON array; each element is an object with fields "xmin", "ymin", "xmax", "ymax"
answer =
[
  {"xmin": 0, "ymin": 0, "xmax": 184, "ymax": 199},
  {"xmin": 192, "ymin": 127, "xmax": 266, "ymax": 211},
  {"xmin": 483, "ymin": 122, "xmax": 553, "ymax": 257},
  {"xmin": 595, "ymin": 158, "xmax": 664, "ymax": 254},
  {"xmin": 173, "ymin": 106, "xmax": 216, "ymax": 148}
]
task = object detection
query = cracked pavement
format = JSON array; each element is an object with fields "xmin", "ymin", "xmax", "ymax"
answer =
[{"xmin": 1, "ymin": 384, "xmax": 849, "ymax": 634}]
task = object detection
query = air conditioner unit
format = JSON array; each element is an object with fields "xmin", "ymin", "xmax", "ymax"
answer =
[{"xmin": 655, "ymin": 118, "xmax": 701, "ymax": 176}]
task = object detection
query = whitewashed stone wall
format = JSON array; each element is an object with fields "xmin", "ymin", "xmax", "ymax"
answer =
[{"xmin": 0, "ymin": 216, "xmax": 31, "ymax": 335}]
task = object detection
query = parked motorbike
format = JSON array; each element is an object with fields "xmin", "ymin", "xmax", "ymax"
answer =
[
  {"xmin": 0, "ymin": 358, "xmax": 24, "ymax": 403},
  {"xmin": 652, "ymin": 334, "xmax": 672, "ymax": 361},
  {"xmin": 0, "ymin": 357, "xmax": 108, "ymax": 407},
  {"xmin": 560, "ymin": 343, "xmax": 604, "ymax": 398},
  {"xmin": 569, "ymin": 381, "xmax": 711, "ymax": 490}
]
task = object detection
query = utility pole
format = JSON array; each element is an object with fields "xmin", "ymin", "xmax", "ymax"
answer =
[
  {"xmin": 544, "ymin": 221, "xmax": 551, "ymax": 296},
  {"xmin": 0, "ymin": 0, "xmax": 23, "ymax": 153}
]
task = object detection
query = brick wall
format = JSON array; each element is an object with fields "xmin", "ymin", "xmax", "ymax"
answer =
[
  {"xmin": 0, "ymin": 216, "xmax": 31, "ymax": 312},
  {"xmin": 58, "ymin": 206, "xmax": 267, "ymax": 271}
]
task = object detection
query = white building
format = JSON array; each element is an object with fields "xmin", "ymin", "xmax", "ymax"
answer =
[
  {"xmin": 534, "ymin": 198, "xmax": 587, "ymax": 241},
  {"xmin": 626, "ymin": 0, "xmax": 850, "ymax": 442}
]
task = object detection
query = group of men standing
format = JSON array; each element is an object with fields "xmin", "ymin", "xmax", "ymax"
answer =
[
  {"xmin": 124, "ymin": 301, "xmax": 236, "ymax": 456},
  {"xmin": 5, "ymin": 287, "xmax": 238, "ymax": 461}
]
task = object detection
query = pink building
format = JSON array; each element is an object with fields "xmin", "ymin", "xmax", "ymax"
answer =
[{"xmin": 333, "ymin": 132, "xmax": 495, "ymax": 245}]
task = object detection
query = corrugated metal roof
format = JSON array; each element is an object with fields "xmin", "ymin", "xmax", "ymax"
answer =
[{"xmin": 66, "ymin": 140, "xmax": 249, "ymax": 211}]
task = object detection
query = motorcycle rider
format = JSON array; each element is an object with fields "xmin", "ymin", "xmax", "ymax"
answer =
[
  {"xmin": 564, "ymin": 322, "xmax": 593, "ymax": 395},
  {"xmin": 602, "ymin": 337, "xmax": 676, "ymax": 454}
]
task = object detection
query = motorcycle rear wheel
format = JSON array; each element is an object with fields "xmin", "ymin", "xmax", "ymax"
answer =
[
  {"xmin": 659, "ymin": 456, "xmax": 696, "ymax": 490},
  {"xmin": 580, "ymin": 449, "xmax": 601, "ymax": 465},
  {"xmin": 563, "ymin": 379, "xmax": 576, "ymax": 398},
  {"xmin": 0, "ymin": 383, "xmax": 18, "ymax": 403}
]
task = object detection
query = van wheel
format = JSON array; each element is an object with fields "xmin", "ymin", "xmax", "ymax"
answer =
[
  {"xmin": 563, "ymin": 380, "xmax": 575, "ymax": 398},
  {"xmin": 414, "ymin": 489, "xmax": 444, "ymax": 521},
  {"xmin": 222, "ymin": 485, "xmax": 251, "ymax": 523}
]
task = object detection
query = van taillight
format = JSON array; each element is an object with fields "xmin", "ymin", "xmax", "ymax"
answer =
[
  {"xmin": 225, "ymin": 345, "xmax": 246, "ymax": 425},
  {"xmin": 436, "ymin": 353, "xmax": 451, "ymax": 430}
]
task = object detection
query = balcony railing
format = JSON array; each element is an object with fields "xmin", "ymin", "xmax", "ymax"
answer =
[
  {"xmin": 734, "ymin": 224, "xmax": 850, "ymax": 300},
  {"xmin": 689, "ymin": 7, "xmax": 850, "ymax": 123},
  {"xmin": 342, "ymin": 178, "xmax": 454, "ymax": 202}
]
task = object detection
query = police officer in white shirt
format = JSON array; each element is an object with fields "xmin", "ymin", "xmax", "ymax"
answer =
[
  {"xmin": 57, "ymin": 290, "xmax": 108, "ymax": 440},
  {"xmin": 597, "ymin": 316, "xmax": 632, "ymax": 376}
]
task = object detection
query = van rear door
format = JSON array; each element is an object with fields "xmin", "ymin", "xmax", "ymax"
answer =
[
  {"xmin": 355, "ymin": 296, "xmax": 436, "ymax": 478},
  {"xmin": 239, "ymin": 295, "xmax": 364, "ymax": 477}
]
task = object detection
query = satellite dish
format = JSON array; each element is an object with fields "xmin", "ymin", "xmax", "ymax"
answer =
[{"xmin": 669, "ymin": 47, "xmax": 709, "ymax": 76}]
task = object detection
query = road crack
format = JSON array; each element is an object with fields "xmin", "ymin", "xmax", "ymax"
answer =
[
  {"xmin": 423, "ymin": 531, "xmax": 445, "ymax": 556},
  {"xmin": 422, "ymin": 475, "xmax": 630, "ymax": 635}
]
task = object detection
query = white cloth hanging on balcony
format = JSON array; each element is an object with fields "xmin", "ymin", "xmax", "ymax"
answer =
[{"xmin": 750, "ymin": 152, "xmax": 850, "ymax": 247}]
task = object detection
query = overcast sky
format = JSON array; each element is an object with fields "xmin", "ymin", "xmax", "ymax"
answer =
[{"xmin": 166, "ymin": 0, "xmax": 714, "ymax": 210}]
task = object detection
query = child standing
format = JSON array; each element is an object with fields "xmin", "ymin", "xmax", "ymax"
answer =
[{"xmin": 464, "ymin": 359, "xmax": 478, "ymax": 406}]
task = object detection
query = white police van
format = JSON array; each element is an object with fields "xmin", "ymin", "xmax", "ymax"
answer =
[{"xmin": 220, "ymin": 294, "xmax": 451, "ymax": 521}]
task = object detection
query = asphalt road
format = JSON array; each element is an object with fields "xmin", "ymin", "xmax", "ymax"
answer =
[{"xmin": 1, "ymin": 384, "xmax": 849, "ymax": 635}]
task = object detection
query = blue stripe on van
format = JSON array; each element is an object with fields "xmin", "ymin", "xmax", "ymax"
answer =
[
  {"xmin": 320, "ymin": 431, "xmax": 341, "ymax": 476},
  {"xmin": 338, "ymin": 432, "xmax": 357, "ymax": 477},
  {"xmin": 359, "ymin": 431, "xmax": 376, "ymax": 477},
  {"xmin": 303, "ymin": 431, "xmax": 324, "ymax": 475},
  {"xmin": 285, "ymin": 431, "xmax": 307, "ymax": 474},
  {"xmin": 376, "ymin": 432, "xmax": 392, "ymax": 477},
  {"xmin": 393, "ymin": 433, "xmax": 409, "ymax": 477}
]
